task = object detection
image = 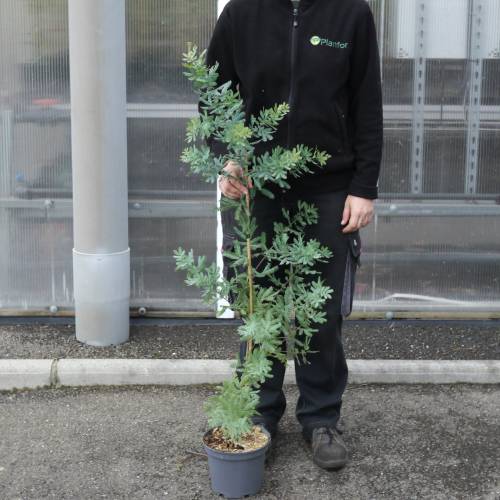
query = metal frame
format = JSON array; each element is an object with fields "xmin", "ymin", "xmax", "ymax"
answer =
[
  {"xmin": 25, "ymin": 102, "xmax": 500, "ymax": 122},
  {"xmin": 410, "ymin": 0, "xmax": 427, "ymax": 195},
  {"xmin": 465, "ymin": 0, "xmax": 484, "ymax": 194},
  {"xmin": 2, "ymin": 198, "xmax": 500, "ymax": 219}
]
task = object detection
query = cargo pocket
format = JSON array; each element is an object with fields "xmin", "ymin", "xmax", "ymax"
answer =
[{"xmin": 340, "ymin": 230, "xmax": 362, "ymax": 318}]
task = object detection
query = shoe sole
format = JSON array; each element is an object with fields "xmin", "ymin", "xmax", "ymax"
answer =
[{"xmin": 312, "ymin": 455, "xmax": 348, "ymax": 470}]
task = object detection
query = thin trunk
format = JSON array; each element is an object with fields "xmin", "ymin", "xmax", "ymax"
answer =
[{"xmin": 245, "ymin": 190, "xmax": 254, "ymax": 358}]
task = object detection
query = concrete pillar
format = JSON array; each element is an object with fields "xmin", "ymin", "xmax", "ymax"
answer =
[{"xmin": 68, "ymin": 0, "xmax": 130, "ymax": 345}]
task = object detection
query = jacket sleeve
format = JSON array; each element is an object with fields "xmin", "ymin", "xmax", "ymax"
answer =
[
  {"xmin": 346, "ymin": 3, "xmax": 383, "ymax": 200},
  {"xmin": 198, "ymin": 6, "xmax": 240, "ymax": 160}
]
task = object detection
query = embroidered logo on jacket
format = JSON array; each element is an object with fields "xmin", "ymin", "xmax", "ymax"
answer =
[{"xmin": 310, "ymin": 35, "xmax": 349, "ymax": 49}]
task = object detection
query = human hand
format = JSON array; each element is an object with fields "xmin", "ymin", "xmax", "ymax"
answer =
[
  {"xmin": 341, "ymin": 195, "xmax": 374, "ymax": 233},
  {"xmin": 218, "ymin": 160, "xmax": 252, "ymax": 199}
]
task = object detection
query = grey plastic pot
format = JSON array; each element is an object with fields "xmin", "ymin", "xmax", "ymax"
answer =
[{"xmin": 202, "ymin": 428, "xmax": 271, "ymax": 499}]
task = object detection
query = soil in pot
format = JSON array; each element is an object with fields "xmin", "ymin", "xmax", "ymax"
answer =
[{"xmin": 203, "ymin": 425, "xmax": 269, "ymax": 452}]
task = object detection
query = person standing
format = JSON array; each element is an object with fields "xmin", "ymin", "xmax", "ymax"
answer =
[{"xmin": 200, "ymin": 0, "xmax": 383, "ymax": 469}]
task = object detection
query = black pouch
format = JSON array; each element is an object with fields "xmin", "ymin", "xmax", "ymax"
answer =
[{"xmin": 340, "ymin": 230, "xmax": 362, "ymax": 319}]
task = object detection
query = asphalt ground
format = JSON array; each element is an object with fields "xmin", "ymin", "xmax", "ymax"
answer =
[
  {"xmin": 0, "ymin": 383, "xmax": 499, "ymax": 499},
  {"xmin": 0, "ymin": 319, "xmax": 498, "ymax": 360}
]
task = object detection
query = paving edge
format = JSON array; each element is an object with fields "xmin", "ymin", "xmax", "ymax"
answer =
[{"xmin": 1, "ymin": 359, "xmax": 500, "ymax": 391}]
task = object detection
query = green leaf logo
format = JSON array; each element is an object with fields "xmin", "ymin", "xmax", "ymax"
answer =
[{"xmin": 310, "ymin": 35, "xmax": 321, "ymax": 46}]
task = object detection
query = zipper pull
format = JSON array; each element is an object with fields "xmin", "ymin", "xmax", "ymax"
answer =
[{"xmin": 293, "ymin": 7, "xmax": 298, "ymax": 27}]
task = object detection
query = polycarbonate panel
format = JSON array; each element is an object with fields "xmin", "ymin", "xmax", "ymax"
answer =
[
  {"xmin": 477, "ymin": 129, "xmax": 500, "ymax": 194},
  {"xmin": 423, "ymin": 126, "xmax": 467, "ymax": 194},
  {"xmin": 377, "ymin": 126, "xmax": 411, "ymax": 193},
  {"xmin": 0, "ymin": 0, "xmax": 72, "ymax": 311},
  {"xmin": 125, "ymin": 0, "xmax": 217, "ymax": 312},
  {"xmin": 129, "ymin": 215, "xmax": 215, "ymax": 311},
  {"xmin": 0, "ymin": 0, "xmax": 499, "ymax": 316},
  {"xmin": 127, "ymin": 117, "xmax": 209, "ymax": 195},
  {"xmin": 356, "ymin": 214, "xmax": 500, "ymax": 312},
  {"xmin": 368, "ymin": 0, "xmax": 500, "ymax": 312},
  {"xmin": 0, "ymin": 0, "xmax": 217, "ymax": 313}
]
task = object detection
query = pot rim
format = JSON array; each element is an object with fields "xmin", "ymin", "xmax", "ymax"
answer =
[{"xmin": 202, "ymin": 426, "xmax": 271, "ymax": 456}]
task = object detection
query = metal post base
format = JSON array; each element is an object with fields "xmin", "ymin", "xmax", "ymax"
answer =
[{"xmin": 73, "ymin": 248, "xmax": 130, "ymax": 346}]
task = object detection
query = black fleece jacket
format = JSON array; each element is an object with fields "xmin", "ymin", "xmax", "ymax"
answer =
[{"xmin": 200, "ymin": 0, "xmax": 383, "ymax": 199}]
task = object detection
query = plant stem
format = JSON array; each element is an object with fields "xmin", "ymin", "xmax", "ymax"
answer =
[
  {"xmin": 245, "ymin": 188, "xmax": 254, "ymax": 359},
  {"xmin": 287, "ymin": 264, "xmax": 296, "ymax": 359}
]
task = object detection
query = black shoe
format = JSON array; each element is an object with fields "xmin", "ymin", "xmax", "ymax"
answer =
[{"xmin": 307, "ymin": 426, "xmax": 348, "ymax": 470}]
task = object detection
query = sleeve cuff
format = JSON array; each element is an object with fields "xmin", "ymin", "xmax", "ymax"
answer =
[{"xmin": 347, "ymin": 179, "xmax": 378, "ymax": 200}]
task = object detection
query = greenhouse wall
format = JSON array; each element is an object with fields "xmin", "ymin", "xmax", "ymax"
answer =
[{"xmin": 0, "ymin": 0, "xmax": 499, "ymax": 317}]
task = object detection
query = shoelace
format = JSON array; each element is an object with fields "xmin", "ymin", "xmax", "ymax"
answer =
[{"xmin": 317, "ymin": 426, "xmax": 343, "ymax": 445}]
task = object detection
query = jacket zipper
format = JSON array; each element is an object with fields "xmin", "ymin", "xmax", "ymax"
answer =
[{"xmin": 286, "ymin": 4, "xmax": 299, "ymax": 149}]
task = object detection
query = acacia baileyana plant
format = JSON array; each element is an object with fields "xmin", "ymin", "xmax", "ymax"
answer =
[{"xmin": 174, "ymin": 44, "xmax": 334, "ymax": 445}]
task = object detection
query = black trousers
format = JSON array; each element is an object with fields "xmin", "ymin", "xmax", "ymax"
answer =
[{"xmin": 221, "ymin": 188, "xmax": 361, "ymax": 440}]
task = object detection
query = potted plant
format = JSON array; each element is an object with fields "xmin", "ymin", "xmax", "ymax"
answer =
[{"xmin": 174, "ymin": 43, "xmax": 334, "ymax": 498}]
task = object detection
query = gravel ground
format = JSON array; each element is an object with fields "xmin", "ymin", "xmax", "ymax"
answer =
[
  {"xmin": 0, "ymin": 319, "xmax": 498, "ymax": 360},
  {"xmin": 0, "ymin": 383, "xmax": 498, "ymax": 499}
]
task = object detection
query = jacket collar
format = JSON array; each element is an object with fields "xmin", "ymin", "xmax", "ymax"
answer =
[{"xmin": 277, "ymin": 0, "xmax": 319, "ymax": 11}]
